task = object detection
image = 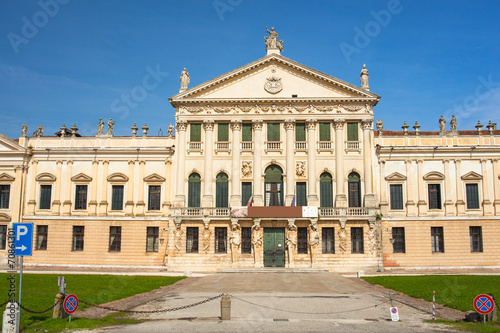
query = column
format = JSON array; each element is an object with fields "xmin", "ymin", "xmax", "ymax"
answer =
[
  {"xmin": 361, "ymin": 119, "xmax": 376, "ymax": 207},
  {"xmin": 27, "ymin": 160, "xmax": 38, "ymax": 215},
  {"xmin": 62, "ymin": 160, "xmax": 73, "ymax": 216},
  {"xmin": 52, "ymin": 160, "xmax": 63, "ymax": 215},
  {"xmin": 481, "ymin": 159, "xmax": 493, "ymax": 215},
  {"xmin": 405, "ymin": 160, "xmax": 416, "ymax": 216},
  {"xmin": 230, "ymin": 120, "xmax": 242, "ymax": 207},
  {"xmin": 202, "ymin": 120, "xmax": 215, "ymax": 207},
  {"xmin": 379, "ymin": 161, "xmax": 389, "ymax": 214},
  {"xmin": 334, "ymin": 119, "xmax": 347, "ymax": 207},
  {"xmin": 252, "ymin": 120, "xmax": 264, "ymax": 206},
  {"xmin": 417, "ymin": 159, "xmax": 427, "ymax": 216},
  {"xmin": 12, "ymin": 165, "xmax": 24, "ymax": 222},
  {"xmin": 493, "ymin": 159, "xmax": 500, "ymax": 215},
  {"xmin": 89, "ymin": 160, "xmax": 99, "ymax": 216},
  {"xmin": 174, "ymin": 120, "xmax": 187, "ymax": 207},
  {"xmin": 455, "ymin": 159, "xmax": 465, "ymax": 215},
  {"xmin": 125, "ymin": 160, "xmax": 135, "ymax": 216},
  {"xmin": 99, "ymin": 160, "xmax": 109, "ymax": 216},
  {"xmin": 443, "ymin": 160, "xmax": 454, "ymax": 216},
  {"xmin": 163, "ymin": 158, "xmax": 172, "ymax": 215},
  {"xmin": 306, "ymin": 119, "xmax": 318, "ymax": 206},
  {"xmin": 285, "ymin": 119, "xmax": 296, "ymax": 205},
  {"xmin": 136, "ymin": 160, "xmax": 146, "ymax": 216}
]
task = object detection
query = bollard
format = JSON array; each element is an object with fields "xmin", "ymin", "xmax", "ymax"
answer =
[
  {"xmin": 220, "ymin": 293, "xmax": 231, "ymax": 320},
  {"xmin": 2, "ymin": 302, "xmax": 20, "ymax": 333},
  {"xmin": 52, "ymin": 293, "xmax": 68, "ymax": 319}
]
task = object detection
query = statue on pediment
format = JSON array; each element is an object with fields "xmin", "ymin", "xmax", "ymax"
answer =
[
  {"xmin": 180, "ymin": 68, "xmax": 190, "ymax": 89},
  {"xmin": 265, "ymin": 27, "xmax": 283, "ymax": 51},
  {"xmin": 97, "ymin": 118, "xmax": 104, "ymax": 135},
  {"xmin": 360, "ymin": 64, "xmax": 369, "ymax": 88},
  {"xmin": 33, "ymin": 125, "xmax": 43, "ymax": 137},
  {"xmin": 439, "ymin": 115, "xmax": 446, "ymax": 133},
  {"xmin": 21, "ymin": 124, "xmax": 27, "ymax": 136},
  {"xmin": 107, "ymin": 118, "xmax": 115, "ymax": 135},
  {"xmin": 450, "ymin": 115, "xmax": 457, "ymax": 132}
]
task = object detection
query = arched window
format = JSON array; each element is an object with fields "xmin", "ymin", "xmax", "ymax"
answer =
[
  {"xmin": 320, "ymin": 172, "xmax": 333, "ymax": 207},
  {"xmin": 348, "ymin": 172, "xmax": 361, "ymax": 207},
  {"xmin": 264, "ymin": 165, "xmax": 283, "ymax": 206},
  {"xmin": 188, "ymin": 173, "xmax": 201, "ymax": 207},
  {"xmin": 216, "ymin": 173, "xmax": 229, "ymax": 207}
]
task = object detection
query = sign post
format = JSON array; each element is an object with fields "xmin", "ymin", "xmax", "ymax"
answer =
[
  {"xmin": 473, "ymin": 294, "xmax": 495, "ymax": 325},
  {"xmin": 13, "ymin": 223, "xmax": 34, "ymax": 329},
  {"xmin": 63, "ymin": 294, "xmax": 79, "ymax": 323}
]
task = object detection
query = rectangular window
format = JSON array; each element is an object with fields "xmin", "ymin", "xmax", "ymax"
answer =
[
  {"xmin": 111, "ymin": 185, "xmax": 124, "ymax": 210},
  {"xmin": 0, "ymin": 225, "xmax": 7, "ymax": 250},
  {"xmin": 322, "ymin": 227, "xmax": 335, "ymax": 254},
  {"xmin": 109, "ymin": 226, "xmax": 122, "ymax": 252},
  {"xmin": 390, "ymin": 184, "xmax": 404, "ymax": 210},
  {"xmin": 297, "ymin": 227, "xmax": 308, "ymax": 254},
  {"xmin": 347, "ymin": 122, "xmax": 358, "ymax": 141},
  {"xmin": 392, "ymin": 227, "xmax": 405, "ymax": 253},
  {"xmin": 241, "ymin": 227, "xmax": 251, "ymax": 254},
  {"xmin": 39, "ymin": 185, "xmax": 52, "ymax": 210},
  {"xmin": 428, "ymin": 184, "xmax": 442, "ymax": 210},
  {"xmin": 267, "ymin": 123, "xmax": 280, "ymax": 141},
  {"xmin": 148, "ymin": 185, "xmax": 161, "ymax": 210},
  {"xmin": 296, "ymin": 182, "xmax": 307, "ymax": 206},
  {"xmin": 75, "ymin": 185, "xmax": 88, "ymax": 210},
  {"xmin": 146, "ymin": 227, "xmax": 159, "ymax": 252},
  {"xmin": 72, "ymin": 226, "xmax": 84, "ymax": 251},
  {"xmin": 295, "ymin": 123, "xmax": 306, "ymax": 141},
  {"xmin": 0, "ymin": 185, "xmax": 10, "ymax": 209},
  {"xmin": 319, "ymin": 122, "xmax": 331, "ymax": 141},
  {"xmin": 242, "ymin": 123, "xmax": 252, "ymax": 142},
  {"xmin": 431, "ymin": 227, "xmax": 444, "ymax": 253},
  {"xmin": 215, "ymin": 227, "xmax": 227, "ymax": 253},
  {"xmin": 218, "ymin": 123, "xmax": 229, "ymax": 141},
  {"xmin": 36, "ymin": 225, "xmax": 48, "ymax": 250},
  {"xmin": 186, "ymin": 227, "xmax": 199, "ymax": 253},
  {"xmin": 466, "ymin": 184, "xmax": 479, "ymax": 209},
  {"xmin": 351, "ymin": 227, "xmax": 364, "ymax": 253},
  {"xmin": 190, "ymin": 123, "xmax": 201, "ymax": 142},
  {"xmin": 242, "ymin": 182, "xmax": 252, "ymax": 206},
  {"xmin": 470, "ymin": 226, "xmax": 483, "ymax": 252}
]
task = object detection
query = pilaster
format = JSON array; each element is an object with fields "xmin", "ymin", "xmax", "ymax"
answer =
[
  {"xmin": 136, "ymin": 160, "xmax": 146, "ymax": 216},
  {"xmin": 98, "ymin": 160, "xmax": 109, "ymax": 216},
  {"xmin": 417, "ymin": 159, "xmax": 427, "ymax": 216},
  {"xmin": 27, "ymin": 160, "xmax": 38, "ymax": 215},
  {"xmin": 306, "ymin": 119, "xmax": 319, "ymax": 206},
  {"xmin": 379, "ymin": 161, "xmax": 389, "ymax": 215},
  {"xmin": 174, "ymin": 120, "xmax": 187, "ymax": 207},
  {"xmin": 202, "ymin": 120, "xmax": 214, "ymax": 207},
  {"xmin": 285, "ymin": 119, "xmax": 296, "ymax": 205},
  {"xmin": 481, "ymin": 159, "xmax": 494, "ymax": 215},
  {"xmin": 252, "ymin": 120, "xmax": 264, "ymax": 206},
  {"xmin": 334, "ymin": 119, "xmax": 347, "ymax": 207},
  {"xmin": 361, "ymin": 119, "xmax": 376, "ymax": 207},
  {"xmin": 405, "ymin": 160, "xmax": 416, "ymax": 216},
  {"xmin": 443, "ymin": 159, "xmax": 455, "ymax": 216},
  {"xmin": 62, "ymin": 160, "xmax": 73, "ymax": 216},
  {"xmin": 230, "ymin": 120, "xmax": 242, "ymax": 207},
  {"xmin": 52, "ymin": 160, "xmax": 63, "ymax": 215},
  {"xmin": 493, "ymin": 159, "xmax": 500, "ymax": 215},
  {"xmin": 455, "ymin": 160, "xmax": 465, "ymax": 215},
  {"xmin": 88, "ymin": 160, "xmax": 99, "ymax": 216},
  {"xmin": 125, "ymin": 160, "xmax": 135, "ymax": 216}
]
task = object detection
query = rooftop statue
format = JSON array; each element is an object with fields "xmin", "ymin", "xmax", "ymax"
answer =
[
  {"xmin": 360, "ymin": 64, "xmax": 369, "ymax": 88},
  {"xmin": 180, "ymin": 68, "xmax": 190, "ymax": 90},
  {"xmin": 439, "ymin": 115, "xmax": 446, "ymax": 133},
  {"xmin": 265, "ymin": 27, "xmax": 283, "ymax": 51},
  {"xmin": 450, "ymin": 115, "xmax": 457, "ymax": 132}
]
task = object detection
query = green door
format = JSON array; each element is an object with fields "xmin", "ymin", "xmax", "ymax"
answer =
[{"xmin": 263, "ymin": 228, "xmax": 285, "ymax": 267}]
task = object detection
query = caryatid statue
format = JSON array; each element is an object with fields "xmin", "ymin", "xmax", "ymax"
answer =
[
  {"xmin": 360, "ymin": 64, "xmax": 369, "ymax": 89},
  {"xmin": 180, "ymin": 68, "xmax": 190, "ymax": 90}
]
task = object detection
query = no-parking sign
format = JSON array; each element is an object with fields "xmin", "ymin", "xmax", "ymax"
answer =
[
  {"xmin": 63, "ymin": 294, "xmax": 79, "ymax": 314},
  {"xmin": 473, "ymin": 294, "xmax": 495, "ymax": 315},
  {"xmin": 390, "ymin": 307, "xmax": 399, "ymax": 321}
]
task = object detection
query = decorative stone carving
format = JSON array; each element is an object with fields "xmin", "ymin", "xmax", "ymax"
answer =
[
  {"xmin": 413, "ymin": 121, "xmax": 421, "ymax": 135},
  {"xmin": 203, "ymin": 120, "xmax": 214, "ymax": 131},
  {"xmin": 97, "ymin": 118, "xmax": 104, "ymax": 135},
  {"xmin": 296, "ymin": 161, "xmax": 306, "ymax": 177},
  {"xmin": 360, "ymin": 64, "xmax": 369, "ymax": 89},
  {"xmin": 264, "ymin": 76, "xmax": 283, "ymax": 94},
  {"xmin": 176, "ymin": 120, "xmax": 187, "ymax": 131},
  {"xmin": 402, "ymin": 121, "xmax": 409, "ymax": 135},
  {"xmin": 361, "ymin": 119, "xmax": 373, "ymax": 130},
  {"xmin": 250, "ymin": 104, "xmax": 262, "ymax": 114},
  {"xmin": 242, "ymin": 161, "xmax": 252, "ymax": 178},
  {"xmin": 131, "ymin": 123, "xmax": 138, "ymax": 136},
  {"xmin": 21, "ymin": 124, "xmax": 27, "ymax": 136},
  {"xmin": 265, "ymin": 26, "xmax": 283, "ymax": 51},
  {"xmin": 366, "ymin": 224, "xmax": 377, "ymax": 255},
  {"xmin": 33, "ymin": 125, "xmax": 43, "ymax": 137},
  {"xmin": 168, "ymin": 124, "xmax": 174, "ymax": 136},
  {"xmin": 333, "ymin": 119, "xmax": 345, "ymax": 129},
  {"xmin": 338, "ymin": 227, "xmax": 348, "ymax": 253},
  {"xmin": 202, "ymin": 227, "xmax": 211, "ymax": 253},
  {"xmin": 230, "ymin": 120, "xmax": 242, "ymax": 131},
  {"xmin": 142, "ymin": 123, "xmax": 149, "ymax": 136},
  {"xmin": 487, "ymin": 120, "xmax": 495, "ymax": 134},
  {"xmin": 305, "ymin": 118, "xmax": 317, "ymax": 130},
  {"xmin": 376, "ymin": 119, "xmax": 383, "ymax": 133},
  {"xmin": 231, "ymin": 105, "xmax": 242, "ymax": 114},
  {"xmin": 107, "ymin": 118, "xmax": 115, "ymax": 135},
  {"xmin": 305, "ymin": 104, "xmax": 317, "ymax": 113},
  {"xmin": 439, "ymin": 115, "xmax": 446, "ymax": 133},
  {"xmin": 174, "ymin": 224, "xmax": 183, "ymax": 252},
  {"xmin": 252, "ymin": 119, "xmax": 263, "ymax": 130},
  {"xmin": 286, "ymin": 222, "xmax": 297, "ymax": 265},
  {"xmin": 284, "ymin": 119, "xmax": 295, "ymax": 130},
  {"xmin": 476, "ymin": 120, "xmax": 483, "ymax": 133},
  {"xmin": 252, "ymin": 222, "xmax": 263, "ymax": 264},
  {"xmin": 180, "ymin": 68, "xmax": 190, "ymax": 90},
  {"xmin": 450, "ymin": 115, "xmax": 457, "ymax": 132}
]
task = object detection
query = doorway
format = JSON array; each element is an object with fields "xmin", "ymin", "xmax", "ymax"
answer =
[{"xmin": 263, "ymin": 228, "xmax": 285, "ymax": 267}]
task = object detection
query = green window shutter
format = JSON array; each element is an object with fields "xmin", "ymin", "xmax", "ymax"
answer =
[
  {"xmin": 295, "ymin": 123, "xmax": 306, "ymax": 141},
  {"xmin": 188, "ymin": 173, "xmax": 201, "ymax": 207},
  {"xmin": 242, "ymin": 123, "xmax": 252, "ymax": 142},
  {"xmin": 320, "ymin": 173, "xmax": 333, "ymax": 207},
  {"xmin": 319, "ymin": 122, "xmax": 331, "ymax": 141},
  {"xmin": 39, "ymin": 185, "xmax": 52, "ymax": 209},
  {"xmin": 218, "ymin": 123, "xmax": 229, "ymax": 141},
  {"xmin": 241, "ymin": 182, "xmax": 252, "ymax": 205},
  {"xmin": 190, "ymin": 123, "xmax": 201, "ymax": 142},
  {"xmin": 216, "ymin": 173, "xmax": 229, "ymax": 207},
  {"xmin": 111, "ymin": 185, "xmax": 124, "ymax": 210},
  {"xmin": 347, "ymin": 122, "xmax": 358, "ymax": 141},
  {"xmin": 296, "ymin": 182, "xmax": 307, "ymax": 206},
  {"xmin": 267, "ymin": 123, "xmax": 280, "ymax": 141}
]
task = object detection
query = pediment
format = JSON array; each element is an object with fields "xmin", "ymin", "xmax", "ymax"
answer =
[
  {"xmin": 170, "ymin": 54, "xmax": 380, "ymax": 108},
  {"xmin": 461, "ymin": 171, "xmax": 482, "ymax": 181},
  {"xmin": 71, "ymin": 173, "xmax": 92, "ymax": 182},
  {"xmin": 107, "ymin": 173, "xmax": 129, "ymax": 182},
  {"xmin": 0, "ymin": 173, "xmax": 15, "ymax": 182},
  {"xmin": 385, "ymin": 172, "xmax": 407, "ymax": 181},
  {"xmin": 423, "ymin": 171, "xmax": 445, "ymax": 181},
  {"xmin": 0, "ymin": 134, "xmax": 25, "ymax": 152},
  {"xmin": 0, "ymin": 213, "xmax": 11, "ymax": 222},
  {"xmin": 36, "ymin": 173, "xmax": 56, "ymax": 182},
  {"xmin": 144, "ymin": 173, "xmax": 165, "ymax": 182}
]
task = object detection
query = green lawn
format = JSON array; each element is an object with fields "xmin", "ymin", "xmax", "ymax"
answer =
[{"xmin": 0, "ymin": 273, "xmax": 185, "ymax": 332}]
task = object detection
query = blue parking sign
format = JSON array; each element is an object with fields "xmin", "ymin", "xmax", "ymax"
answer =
[{"xmin": 14, "ymin": 223, "xmax": 33, "ymax": 256}]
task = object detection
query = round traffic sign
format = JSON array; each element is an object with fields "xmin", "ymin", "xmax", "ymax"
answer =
[
  {"xmin": 473, "ymin": 294, "xmax": 495, "ymax": 315},
  {"xmin": 391, "ymin": 307, "xmax": 398, "ymax": 314},
  {"xmin": 63, "ymin": 294, "xmax": 79, "ymax": 314}
]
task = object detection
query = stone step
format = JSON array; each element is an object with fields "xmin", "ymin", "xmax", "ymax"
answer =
[{"xmin": 217, "ymin": 267, "xmax": 330, "ymax": 274}]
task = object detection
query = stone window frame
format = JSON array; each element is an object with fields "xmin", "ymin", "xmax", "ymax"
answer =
[
  {"xmin": 107, "ymin": 173, "xmax": 129, "ymax": 212},
  {"xmin": 71, "ymin": 173, "xmax": 92, "ymax": 211},
  {"xmin": 385, "ymin": 172, "xmax": 407, "ymax": 212},
  {"xmin": 144, "ymin": 173, "xmax": 166, "ymax": 213},
  {"xmin": 35, "ymin": 173, "xmax": 56, "ymax": 212},
  {"xmin": 423, "ymin": 172, "xmax": 445, "ymax": 211},
  {"xmin": 461, "ymin": 171, "xmax": 483, "ymax": 211},
  {"xmin": 0, "ymin": 173, "xmax": 15, "ymax": 210}
]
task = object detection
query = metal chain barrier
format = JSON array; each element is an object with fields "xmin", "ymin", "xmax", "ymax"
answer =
[
  {"xmin": 78, "ymin": 293, "xmax": 225, "ymax": 314},
  {"xmin": 0, "ymin": 300, "xmax": 10, "ymax": 308},
  {"xmin": 0, "ymin": 300, "xmax": 61, "ymax": 314}
]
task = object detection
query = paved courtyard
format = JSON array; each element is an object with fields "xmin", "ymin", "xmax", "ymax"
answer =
[{"xmin": 83, "ymin": 272, "xmax": 458, "ymax": 332}]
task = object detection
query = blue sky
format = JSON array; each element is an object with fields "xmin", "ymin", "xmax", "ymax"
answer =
[{"xmin": 1, "ymin": 0, "xmax": 499, "ymax": 139}]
